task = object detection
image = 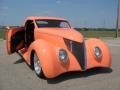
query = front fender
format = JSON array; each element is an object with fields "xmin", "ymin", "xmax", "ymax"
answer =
[
  {"xmin": 29, "ymin": 39, "xmax": 69, "ymax": 78},
  {"xmin": 29, "ymin": 39, "xmax": 56, "ymax": 78},
  {"xmin": 85, "ymin": 38, "xmax": 111, "ymax": 69}
]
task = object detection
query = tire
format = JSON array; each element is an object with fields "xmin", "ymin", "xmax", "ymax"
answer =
[{"xmin": 33, "ymin": 53, "xmax": 45, "ymax": 78}]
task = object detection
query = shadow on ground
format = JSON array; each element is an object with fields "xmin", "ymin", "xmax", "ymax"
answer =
[
  {"xmin": 13, "ymin": 58, "xmax": 113, "ymax": 84},
  {"xmin": 14, "ymin": 58, "xmax": 25, "ymax": 64},
  {"xmin": 47, "ymin": 67, "xmax": 112, "ymax": 84}
]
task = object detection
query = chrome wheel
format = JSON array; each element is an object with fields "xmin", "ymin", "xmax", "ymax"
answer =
[{"xmin": 33, "ymin": 53, "xmax": 41, "ymax": 75}]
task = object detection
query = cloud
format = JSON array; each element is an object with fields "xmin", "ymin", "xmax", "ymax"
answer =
[
  {"xmin": 43, "ymin": 11, "xmax": 51, "ymax": 14},
  {"xmin": 2, "ymin": 6, "xmax": 8, "ymax": 10},
  {"xmin": 56, "ymin": 0, "xmax": 62, "ymax": 4},
  {"xmin": 0, "ymin": 6, "xmax": 8, "ymax": 10},
  {"xmin": 0, "ymin": 13, "xmax": 8, "ymax": 16},
  {"xmin": 42, "ymin": 10, "xmax": 53, "ymax": 15}
]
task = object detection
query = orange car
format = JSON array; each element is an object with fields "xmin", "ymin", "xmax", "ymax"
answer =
[{"xmin": 6, "ymin": 16, "xmax": 111, "ymax": 78}]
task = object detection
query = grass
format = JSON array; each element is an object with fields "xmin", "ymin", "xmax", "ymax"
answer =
[
  {"xmin": 0, "ymin": 28, "xmax": 120, "ymax": 39},
  {"xmin": 0, "ymin": 29, "xmax": 6, "ymax": 39},
  {"xmin": 75, "ymin": 28, "xmax": 120, "ymax": 38},
  {"xmin": 79, "ymin": 30, "xmax": 120, "ymax": 38}
]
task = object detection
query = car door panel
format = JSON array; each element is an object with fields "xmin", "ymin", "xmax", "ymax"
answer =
[{"xmin": 6, "ymin": 27, "xmax": 25, "ymax": 54}]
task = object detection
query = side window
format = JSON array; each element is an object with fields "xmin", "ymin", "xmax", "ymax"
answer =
[
  {"xmin": 60, "ymin": 22, "xmax": 69, "ymax": 28},
  {"xmin": 36, "ymin": 21, "xmax": 48, "ymax": 27}
]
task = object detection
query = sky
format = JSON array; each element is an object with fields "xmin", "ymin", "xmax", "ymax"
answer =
[{"xmin": 0, "ymin": 0, "xmax": 117, "ymax": 28}]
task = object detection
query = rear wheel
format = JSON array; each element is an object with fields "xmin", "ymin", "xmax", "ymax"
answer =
[{"xmin": 33, "ymin": 53, "xmax": 44, "ymax": 78}]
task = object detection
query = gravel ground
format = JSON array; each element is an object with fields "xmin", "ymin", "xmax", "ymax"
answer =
[{"xmin": 0, "ymin": 38, "xmax": 120, "ymax": 90}]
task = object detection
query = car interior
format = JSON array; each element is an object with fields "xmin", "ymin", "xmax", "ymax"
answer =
[
  {"xmin": 10, "ymin": 20, "xmax": 35, "ymax": 53},
  {"xmin": 25, "ymin": 20, "xmax": 35, "ymax": 47}
]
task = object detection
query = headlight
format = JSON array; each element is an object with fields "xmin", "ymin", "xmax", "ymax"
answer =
[
  {"xmin": 59, "ymin": 49, "xmax": 68, "ymax": 63},
  {"xmin": 94, "ymin": 47, "xmax": 102, "ymax": 59}
]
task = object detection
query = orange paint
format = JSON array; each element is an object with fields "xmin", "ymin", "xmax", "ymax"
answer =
[{"xmin": 6, "ymin": 16, "xmax": 111, "ymax": 78}]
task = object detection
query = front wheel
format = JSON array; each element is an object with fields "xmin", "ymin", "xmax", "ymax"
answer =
[{"xmin": 33, "ymin": 53, "xmax": 44, "ymax": 78}]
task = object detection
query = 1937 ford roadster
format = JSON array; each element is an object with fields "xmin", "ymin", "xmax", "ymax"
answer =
[{"xmin": 6, "ymin": 16, "xmax": 111, "ymax": 78}]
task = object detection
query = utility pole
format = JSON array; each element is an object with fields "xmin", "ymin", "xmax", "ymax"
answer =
[{"xmin": 116, "ymin": 0, "xmax": 120, "ymax": 38}]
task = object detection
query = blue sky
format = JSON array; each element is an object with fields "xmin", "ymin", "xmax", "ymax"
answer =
[{"xmin": 0, "ymin": 0, "xmax": 117, "ymax": 28}]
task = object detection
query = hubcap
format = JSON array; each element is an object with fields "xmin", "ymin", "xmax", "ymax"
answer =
[{"xmin": 33, "ymin": 54, "xmax": 41, "ymax": 75}]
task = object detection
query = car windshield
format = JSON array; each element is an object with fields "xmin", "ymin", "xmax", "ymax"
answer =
[{"xmin": 36, "ymin": 20, "xmax": 70, "ymax": 28}]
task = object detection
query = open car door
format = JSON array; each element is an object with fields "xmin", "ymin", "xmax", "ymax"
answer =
[{"xmin": 6, "ymin": 27, "xmax": 25, "ymax": 54}]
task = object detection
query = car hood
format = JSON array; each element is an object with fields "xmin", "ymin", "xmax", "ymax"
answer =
[{"xmin": 37, "ymin": 28, "xmax": 83, "ymax": 43}]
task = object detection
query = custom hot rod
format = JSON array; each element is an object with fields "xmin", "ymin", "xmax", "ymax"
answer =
[{"xmin": 6, "ymin": 16, "xmax": 111, "ymax": 78}]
